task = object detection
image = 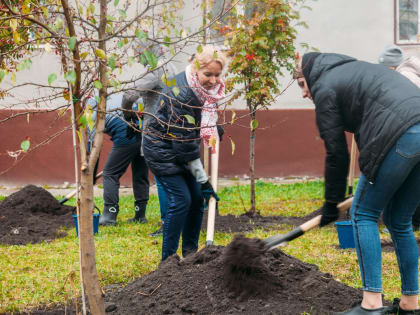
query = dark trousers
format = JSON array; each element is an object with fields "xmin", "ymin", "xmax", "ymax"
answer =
[
  {"xmin": 156, "ymin": 172, "xmax": 204, "ymax": 261},
  {"xmin": 103, "ymin": 142, "xmax": 149, "ymax": 207}
]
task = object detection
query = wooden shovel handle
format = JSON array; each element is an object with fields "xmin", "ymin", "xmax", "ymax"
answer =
[
  {"xmin": 205, "ymin": 139, "xmax": 219, "ymax": 246},
  {"xmin": 264, "ymin": 197, "xmax": 354, "ymax": 249}
]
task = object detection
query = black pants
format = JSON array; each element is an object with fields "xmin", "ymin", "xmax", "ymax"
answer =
[{"xmin": 103, "ymin": 141, "xmax": 149, "ymax": 207}]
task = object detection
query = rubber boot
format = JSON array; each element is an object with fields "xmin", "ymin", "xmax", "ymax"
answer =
[
  {"xmin": 99, "ymin": 205, "xmax": 119, "ymax": 226},
  {"xmin": 128, "ymin": 201, "xmax": 147, "ymax": 223},
  {"xmin": 334, "ymin": 304, "xmax": 392, "ymax": 314}
]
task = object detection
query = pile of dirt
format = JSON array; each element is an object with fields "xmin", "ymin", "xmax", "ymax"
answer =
[
  {"xmin": 0, "ymin": 185, "xmax": 74, "ymax": 245},
  {"xmin": 22, "ymin": 245, "xmax": 369, "ymax": 314},
  {"xmin": 99, "ymin": 245, "xmax": 368, "ymax": 314}
]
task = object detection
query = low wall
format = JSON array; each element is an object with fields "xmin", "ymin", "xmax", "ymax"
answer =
[{"xmin": 0, "ymin": 108, "xmax": 359, "ymax": 186}]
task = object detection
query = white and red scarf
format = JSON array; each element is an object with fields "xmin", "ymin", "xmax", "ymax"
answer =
[{"xmin": 185, "ymin": 64, "xmax": 225, "ymax": 153}]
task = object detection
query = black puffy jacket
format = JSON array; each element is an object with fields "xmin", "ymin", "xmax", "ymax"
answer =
[
  {"xmin": 304, "ymin": 53, "xmax": 420, "ymax": 202},
  {"xmin": 142, "ymin": 71, "xmax": 203, "ymax": 176}
]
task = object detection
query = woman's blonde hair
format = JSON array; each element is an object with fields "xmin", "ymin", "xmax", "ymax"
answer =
[{"xmin": 189, "ymin": 45, "xmax": 227, "ymax": 71}]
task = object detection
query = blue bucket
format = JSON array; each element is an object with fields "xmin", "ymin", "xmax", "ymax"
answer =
[
  {"xmin": 334, "ymin": 220, "xmax": 355, "ymax": 249},
  {"xmin": 73, "ymin": 213, "xmax": 100, "ymax": 237}
]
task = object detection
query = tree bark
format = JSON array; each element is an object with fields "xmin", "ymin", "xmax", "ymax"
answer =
[
  {"xmin": 79, "ymin": 171, "xmax": 105, "ymax": 314},
  {"xmin": 249, "ymin": 107, "xmax": 256, "ymax": 214}
]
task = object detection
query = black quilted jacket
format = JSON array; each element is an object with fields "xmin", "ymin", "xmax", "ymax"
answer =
[
  {"xmin": 142, "ymin": 71, "xmax": 203, "ymax": 176},
  {"xmin": 304, "ymin": 53, "xmax": 420, "ymax": 202}
]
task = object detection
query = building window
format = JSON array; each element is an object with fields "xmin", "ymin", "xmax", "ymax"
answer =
[{"xmin": 396, "ymin": 0, "xmax": 420, "ymax": 44}]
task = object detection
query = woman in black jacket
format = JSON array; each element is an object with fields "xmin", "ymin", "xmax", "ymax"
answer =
[
  {"xmin": 143, "ymin": 46, "xmax": 226, "ymax": 261},
  {"xmin": 295, "ymin": 52, "xmax": 420, "ymax": 315}
]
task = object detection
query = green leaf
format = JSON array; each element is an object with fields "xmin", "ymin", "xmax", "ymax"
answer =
[
  {"xmin": 136, "ymin": 29, "xmax": 147, "ymax": 40},
  {"xmin": 95, "ymin": 48, "xmax": 107, "ymax": 60},
  {"xmin": 164, "ymin": 36, "xmax": 171, "ymax": 46},
  {"xmin": 87, "ymin": 3, "xmax": 95, "ymax": 14},
  {"xmin": 250, "ymin": 119, "xmax": 258, "ymax": 130},
  {"xmin": 183, "ymin": 114, "xmax": 195, "ymax": 124},
  {"xmin": 117, "ymin": 40, "xmax": 124, "ymax": 49},
  {"xmin": 64, "ymin": 70, "xmax": 76, "ymax": 84},
  {"xmin": 95, "ymin": 96, "xmax": 100, "ymax": 103},
  {"xmin": 20, "ymin": 139, "xmax": 30, "ymax": 152},
  {"xmin": 172, "ymin": 86, "xmax": 180, "ymax": 97},
  {"xmin": 118, "ymin": 9, "xmax": 126, "ymax": 18},
  {"xmin": 114, "ymin": 0, "xmax": 119, "ymax": 6},
  {"xmin": 143, "ymin": 50, "xmax": 157, "ymax": 69},
  {"xmin": 0, "ymin": 70, "xmax": 5, "ymax": 83},
  {"xmin": 196, "ymin": 44, "xmax": 203, "ymax": 53},
  {"xmin": 213, "ymin": 51, "xmax": 218, "ymax": 59},
  {"xmin": 94, "ymin": 80, "xmax": 102, "ymax": 89},
  {"xmin": 108, "ymin": 57, "xmax": 116, "ymax": 70},
  {"xmin": 68, "ymin": 37, "xmax": 77, "ymax": 51},
  {"xmin": 194, "ymin": 60, "xmax": 200, "ymax": 70},
  {"xmin": 79, "ymin": 114, "xmax": 87, "ymax": 128},
  {"xmin": 55, "ymin": 18, "xmax": 63, "ymax": 29},
  {"xmin": 48, "ymin": 73, "xmax": 57, "ymax": 85},
  {"xmin": 24, "ymin": 59, "xmax": 32, "ymax": 70},
  {"xmin": 140, "ymin": 53, "xmax": 147, "ymax": 65}
]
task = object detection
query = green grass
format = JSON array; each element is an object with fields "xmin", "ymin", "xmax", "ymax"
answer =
[{"xmin": 0, "ymin": 180, "xmax": 413, "ymax": 313}]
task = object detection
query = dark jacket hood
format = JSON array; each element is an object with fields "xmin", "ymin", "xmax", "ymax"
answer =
[{"xmin": 303, "ymin": 53, "xmax": 357, "ymax": 93}]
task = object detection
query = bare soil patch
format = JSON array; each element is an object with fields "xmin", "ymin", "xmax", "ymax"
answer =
[{"xmin": 0, "ymin": 185, "xmax": 74, "ymax": 245}]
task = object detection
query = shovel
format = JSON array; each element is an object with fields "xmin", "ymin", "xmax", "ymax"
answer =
[
  {"xmin": 59, "ymin": 171, "xmax": 103, "ymax": 205},
  {"xmin": 264, "ymin": 197, "xmax": 353, "ymax": 250},
  {"xmin": 205, "ymin": 138, "xmax": 219, "ymax": 246}
]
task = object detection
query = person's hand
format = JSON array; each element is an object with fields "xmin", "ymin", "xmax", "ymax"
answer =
[
  {"xmin": 320, "ymin": 201, "xmax": 339, "ymax": 227},
  {"xmin": 217, "ymin": 125, "xmax": 224, "ymax": 142},
  {"xmin": 201, "ymin": 181, "xmax": 220, "ymax": 206}
]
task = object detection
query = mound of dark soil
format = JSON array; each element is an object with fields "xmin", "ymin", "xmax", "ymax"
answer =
[
  {"xmin": 100, "ymin": 246, "xmax": 367, "ymax": 314},
  {"xmin": 0, "ymin": 185, "xmax": 74, "ymax": 245}
]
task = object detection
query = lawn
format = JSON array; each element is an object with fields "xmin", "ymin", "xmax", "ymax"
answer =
[{"xmin": 0, "ymin": 180, "xmax": 412, "ymax": 313}]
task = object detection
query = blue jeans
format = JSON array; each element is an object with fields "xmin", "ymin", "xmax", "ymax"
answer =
[
  {"xmin": 155, "ymin": 177, "xmax": 168, "ymax": 222},
  {"xmin": 156, "ymin": 172, "xmax": 204, "ymax": 261},
  {"xmin": 351, "ymin": 123, "xmax": 420, "ymax": 295}
]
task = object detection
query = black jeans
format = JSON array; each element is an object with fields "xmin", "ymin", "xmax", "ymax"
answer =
[
  {"xmin": 156, "ymin": 172, "xmax": 204, "ymax": 261},
  {"xmin": 102, "ymin": 141, "xmax": 149, "ymax": 208}
]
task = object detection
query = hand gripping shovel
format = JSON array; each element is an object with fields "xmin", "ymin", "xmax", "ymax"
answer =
[{"xmin": 264, "ymin": 197, "xmax": 353, "ymax": 250}]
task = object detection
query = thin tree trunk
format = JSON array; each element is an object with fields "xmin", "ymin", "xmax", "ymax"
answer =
[
  {"xmin": 249, "ymin": 108, "xmax": 256, "ymax": 214},
  {"xmin": 79, "ymin": 170, "xmax": 105, "ymax": 314}
]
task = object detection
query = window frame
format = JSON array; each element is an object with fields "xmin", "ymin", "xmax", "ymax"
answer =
[{"xmin": 395, "ymin": 0, "xmax": 420, "ymax": 45}]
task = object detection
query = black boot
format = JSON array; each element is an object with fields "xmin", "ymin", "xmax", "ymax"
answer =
[
  {"xmin": 334, "ymin": 303, "xmax": 393, "ymax": 314},
  {"xmin": 99, "ymin": 205, "xmax": 119, "ymax": 226},
  {"xmin": 391, "ymin": 298, "xmax": 420, "ymax": 314},
  {"xmin": 149, "ymin": 225, "xmax": 163, "ymax": 237},
  {"xmin": 128, "ymin": 201, "xmax": 147, "ymax": 223}
]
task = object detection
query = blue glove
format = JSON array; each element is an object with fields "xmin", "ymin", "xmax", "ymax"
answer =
[{"xmin": 201, "ymin": 181, "xmax": 220, "ymax": 206}]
